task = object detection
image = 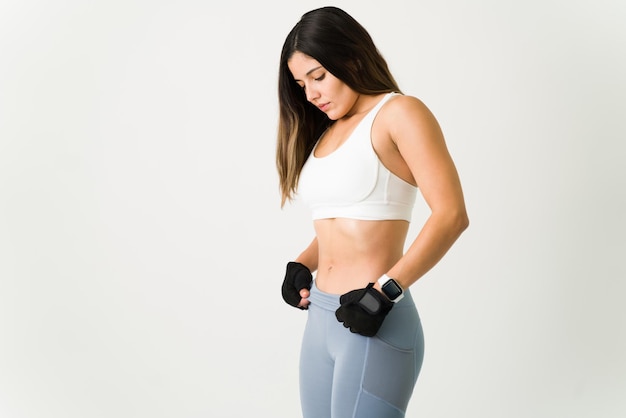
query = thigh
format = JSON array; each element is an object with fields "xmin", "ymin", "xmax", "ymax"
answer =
[{"xmin": 299, "ymin": 304, "xmax": 334, "ymax": 418}]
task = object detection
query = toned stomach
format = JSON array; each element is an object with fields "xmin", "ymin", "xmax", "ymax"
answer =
[{"xmin": 313, "ymin": 218, "xmax": 409, "ymax": 295}]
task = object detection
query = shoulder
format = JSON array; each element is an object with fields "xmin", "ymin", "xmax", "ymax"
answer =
[
  {"xmin": 378, "ymin": 94, "xmax": 442, "ymax": 138},
  {"xmin": 382, "ymin": 94, "xmax": 435, "ymax": 120}
]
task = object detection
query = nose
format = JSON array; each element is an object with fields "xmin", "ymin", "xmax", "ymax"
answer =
[{"xmin": 305, "ymin": 84, "xmax": 320, "ymax": 103}]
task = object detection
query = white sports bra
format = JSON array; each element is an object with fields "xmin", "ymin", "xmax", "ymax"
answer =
[{"xmin": 298, "ymin": 93, "xmax": 417, "ymax": 221}]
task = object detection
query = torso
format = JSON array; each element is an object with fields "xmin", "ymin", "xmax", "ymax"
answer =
[{"xmin": 308, "ymin": 93, "xmax": 417, "ymax": 294}]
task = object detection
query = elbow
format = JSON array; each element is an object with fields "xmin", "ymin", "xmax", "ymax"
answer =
[
  {"xmin": 447, "ymin": 207, "xmax": 469, "ymax": 237},
  {"xmin": 458, "ymin": 209, "xmax": 470, "ymax": 233},
  {"xmin": 431, "ymin": 204, "xmax": 469, "ymax": 237}
]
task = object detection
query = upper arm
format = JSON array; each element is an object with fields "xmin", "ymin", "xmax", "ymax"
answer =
[{"xmin": 386, "ymin": 96, "xmax": 466, "ymax": 214}]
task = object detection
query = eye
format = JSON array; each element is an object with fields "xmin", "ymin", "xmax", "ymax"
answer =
[{"xmin": 314, "ymin": 73, "xmax": 326, "ymax": 82}]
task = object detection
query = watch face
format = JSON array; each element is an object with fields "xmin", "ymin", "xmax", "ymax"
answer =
[{"xmin": 382, "ymin": 280, "xmax": 403, "ymax": 300}]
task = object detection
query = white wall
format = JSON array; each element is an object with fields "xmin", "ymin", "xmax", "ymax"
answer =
[{"xmin": 1, "ymin": 0, "xmax": 624, "ymax": 417}]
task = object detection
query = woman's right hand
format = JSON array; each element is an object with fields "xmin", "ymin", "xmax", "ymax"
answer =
[
  {"xmin": 298, "ymin": 287, "xmax": 310, "ymax": 309},
  {"xmin": 281, "ymin": 261, "xmax": 312, "ymax": 310}
]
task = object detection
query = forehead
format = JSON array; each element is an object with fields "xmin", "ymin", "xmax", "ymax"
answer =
[{"xmin": 287, "ymin": 52, "xmax": 323, "ymax": 79}]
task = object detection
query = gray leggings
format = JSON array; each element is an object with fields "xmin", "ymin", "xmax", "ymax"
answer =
[{"xmin": 299, "ymin": 281, "xmax": 424, "ymax": 418}]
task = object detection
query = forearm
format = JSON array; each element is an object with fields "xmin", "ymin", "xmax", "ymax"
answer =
[
  {"xmin": 295, "ymin": 237, "xmax": 319, "ymax": 272},
  {"xmin": 387, "ymin": 209, "xmax": 469, "ymax": 289}
]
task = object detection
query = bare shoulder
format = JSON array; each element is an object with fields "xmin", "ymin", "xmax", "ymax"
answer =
[
  {"xmin": 383, "ymin": 94, "xmax": 437, "ymax": 122},
  {"xmin": 379, "ymin": 94, "xmax": 443, "ymax": 142}
]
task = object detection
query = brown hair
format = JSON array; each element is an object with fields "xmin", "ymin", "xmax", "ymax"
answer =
[{"xmin": 276, "ymin": 6, "xmax": 401, "ymax": 206}]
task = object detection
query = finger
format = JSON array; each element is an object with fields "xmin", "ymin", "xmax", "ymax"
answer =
[
  {"xmin": 300, "ymin": 288, "xmax": 310, "ymax": 298},
  {"xmin": 298, "ymin": 297, "xmax": 310, "ymax": 309}
]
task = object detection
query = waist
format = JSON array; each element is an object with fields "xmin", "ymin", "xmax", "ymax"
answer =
[
  {"xmin": 313, "ymin": 218, "xmax": 408, "ymax": 294},
  {"xmin": 309, "ymin": 279, "xmax": 415, "ymax": 312}
]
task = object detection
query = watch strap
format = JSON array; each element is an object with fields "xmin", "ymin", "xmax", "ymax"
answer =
[{"xmin": 377, "ymin": 274, "xmax": 404, "ymax": 303}]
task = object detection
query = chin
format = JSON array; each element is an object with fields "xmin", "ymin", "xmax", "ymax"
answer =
[{"xmin": 324, "ymin": 110, "xmax": 342, "ymax": 121}]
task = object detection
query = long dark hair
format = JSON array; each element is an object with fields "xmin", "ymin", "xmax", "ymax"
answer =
[{"xmin": 276, "ymin": 6, "xmax": 401, "ymax": 206}]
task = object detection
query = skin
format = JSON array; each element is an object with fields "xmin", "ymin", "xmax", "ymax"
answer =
[{"xmin": 287, "ymin": 52, "xmax": 469, "ymax": 308}]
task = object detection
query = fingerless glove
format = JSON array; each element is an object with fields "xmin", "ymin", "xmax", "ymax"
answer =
[
  {"xmin": 335, "ymin": 283, "xmax": 393, "ymax": 336},
  {"xmin": 281, "ymin": 261, "xmax": 313, "ymax": 309}
]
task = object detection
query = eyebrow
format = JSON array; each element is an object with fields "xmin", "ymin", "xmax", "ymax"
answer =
[{"xmin": 293, "ymin": 66, "xmax": 323, "ymax": 82}]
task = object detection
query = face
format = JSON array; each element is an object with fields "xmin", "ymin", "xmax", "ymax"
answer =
[{"xmin": 287, "ymin": 51, "xmax": 360, "ymax": 120}]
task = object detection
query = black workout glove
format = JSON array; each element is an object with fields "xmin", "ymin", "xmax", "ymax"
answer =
[
  {"xmin": 335, "ymin": 283, "xmax": 393, "ymax": 337},
  {"xmin": 281, "ymin": 261, "xmax": 313, "ymax": 310}
]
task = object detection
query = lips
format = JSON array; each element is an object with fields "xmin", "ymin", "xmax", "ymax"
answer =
[{"xmin": 317, "ymin": 103, "xmax": 329, "ymax": 112}]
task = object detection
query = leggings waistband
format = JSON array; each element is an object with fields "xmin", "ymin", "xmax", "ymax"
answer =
[
  {"xmin": 309, "ymin": 280, "xmax": 341, "ymax": 311},
  {"xmin": 309, "ymin": 280, "xmax": 415, "ymax": 312}
]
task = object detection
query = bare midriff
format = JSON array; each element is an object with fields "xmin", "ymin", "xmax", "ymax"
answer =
[{"xmin": 313, "ymin": 217, "xmax": 409, "ymax": 295}]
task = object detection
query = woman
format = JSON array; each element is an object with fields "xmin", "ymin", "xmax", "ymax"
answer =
[{"xmin": 276, "ymin": 6, "xmax": 469, "ymax": 418}]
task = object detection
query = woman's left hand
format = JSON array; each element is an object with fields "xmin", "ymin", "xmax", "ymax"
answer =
[{"xmin": 335, "ymin": 283, "xmax": 393, "ymax": 337}]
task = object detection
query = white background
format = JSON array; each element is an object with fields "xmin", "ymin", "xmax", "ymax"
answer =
[{"xmin": 1, "ymin": 0, "xmax": 625, "ymax": 417}]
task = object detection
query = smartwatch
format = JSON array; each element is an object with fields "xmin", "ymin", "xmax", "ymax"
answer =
[{"xmin": 377, "ymin": 274, "xmax": 404, "ymax": 302}]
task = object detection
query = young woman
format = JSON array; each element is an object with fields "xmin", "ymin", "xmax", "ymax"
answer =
[{"xmin": 276, "ymin": 6, "xmax": 469, "ymax": 418}]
